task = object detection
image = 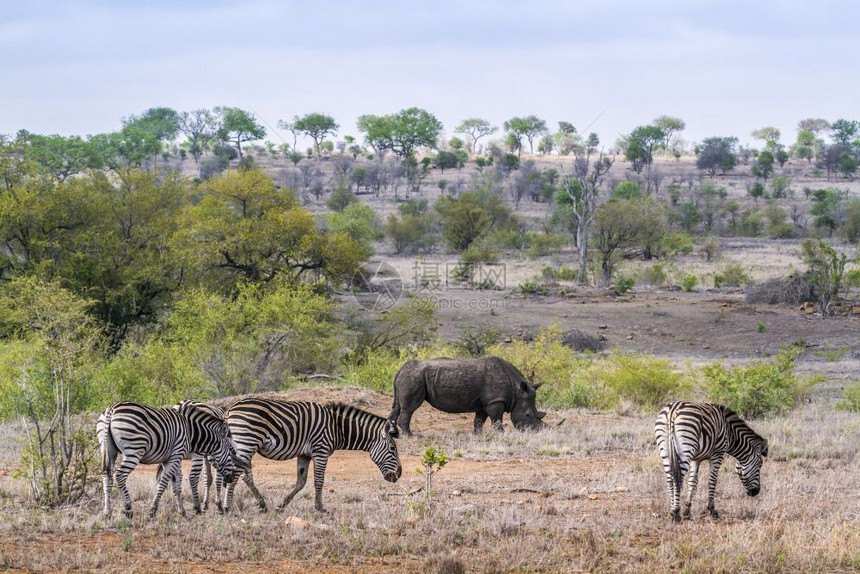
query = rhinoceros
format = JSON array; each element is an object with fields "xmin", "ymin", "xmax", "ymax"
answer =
[{"xmin": 388, "ymin": 356, "xmax": 549, "ymax": 435}]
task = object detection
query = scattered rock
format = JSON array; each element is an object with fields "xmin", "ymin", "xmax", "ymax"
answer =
[{"xmin": 598, "ymin": 325, "xmax": 608, "ymax": 330}]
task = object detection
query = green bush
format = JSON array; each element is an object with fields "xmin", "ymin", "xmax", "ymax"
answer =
[
  {"xmin": 682, "ymin": 274, "xmax": 698, "ymax": 292},
  {"xmin": 639, "ymin": 263, "xmax": 669, "ymax": 286},
  {"xmin": 615, "ymin": 276, "xmax": 635, "ymax": 294},
  {"xmin": 519, "ymin": 278, "xmax": 549, "ymax": 295},
  {"xmin": 661, "ymin": 232, "xmax": 694, "ymax": 256},
  {"xmin": 716, "ymin": 262, "xmax": 751, "ymax": 287},
  {"xmin": 701, "ymin": 346, "xmax": 816, "ymax": 417},
  {"xmin": 837, "ymin": 385, "xmax": 860, "ymax": 412},
  {"xmin": 488, "ymin": 326, "xmax": 594, "ymax": 409},
  {"xmin": 341, "ymin": 341, "xmax": 463, "ymax": 394},
  {"xmin": 595, "ymin": 354, "xmax": 690, "ymax": 409}
]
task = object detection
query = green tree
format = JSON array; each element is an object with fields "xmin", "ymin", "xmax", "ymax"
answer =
[
  {"xmin": 810, "ymin": 188, "xmax": 846, "ymax": 237},
  {"xmin": 797, "ymin": 118, "xmax": 830, "ymax": 136},
  {"xmin": 326, "ymin": 202, "xmax": 380, "ymax": 260},
  {"xmin": 653, "ymin": 115, "xmax": 685, "ymax": 155},
  {"xmin": 215, "ymin": 106, "xmax": 266, "ymax": 158},
  {"xmin": 752, "ymin": 150, "xmax": 775, "ymax": 180},
  {"xmin": 454, "ymin": 118, "xmax": 498, "ymax": 153},
  {"xmin": 794, "ymin": 129, "xmax": 816, "ymax": 161},
  {"xmin": 292, "ymin": 113, "xmax": 339, "ymax": 157},
  {"xmin": 800, "ymin": 239, "xmax": 848, "ymax": 315},
  {"xmin": 625, "ymin": 125, "xmax": 665, "ymax": 173},
  {"xmin": 435, "ymin": 190, "xmax": 514, "ymax": 251},
  {"xmin": 750, "ymin": 126, "xmax": 781, "ymax": 152},
  {"xmin": 695, "ymin": 137, "xmax": 738, "ymax": 176},
  {"xmin": 17, "ymin": 133, "xmax": 96, "ymax": 182},
  {"xmin": 177, "ymin": 109, "xmax": 219, "ymax": 168},
  {"xmin": 593, "ymin": 198, "xmax": 648, "ymax": 283},
  {"xmin": 829, "ymin": 118, "xmax": 858, "ymax": 145},
  {"xmin": 503, "ymin": 115, "xmax": 548, "ymax": 156},
  {"xmin": 839, "ymin": 199, "xmax": 860, "ymax": 243}
]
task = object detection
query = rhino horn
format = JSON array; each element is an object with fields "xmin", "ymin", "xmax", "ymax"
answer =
[
  {"xmin": 537, "ymin": 411, "xmax": 547, "ymax": 419},
  {"xmin": 552, "ymin": 418, "xmax": 566, "ymax": 428}
]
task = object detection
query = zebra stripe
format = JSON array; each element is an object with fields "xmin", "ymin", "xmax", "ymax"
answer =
[
  {"xmin": 97, "ymin": 400, "xmax": 235, "ymax": 519},
  {"xmin": 654, "ymin": 401, "xmax": 768, "ymax": 522},
  {"xmin": 220, "ymin": 398, "xmax": 402, "ymax": 513},
  {"xmin": 154, "ymin": 401, "xmax": 234, "ymax": 514}
]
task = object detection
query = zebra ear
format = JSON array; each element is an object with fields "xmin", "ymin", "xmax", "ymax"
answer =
[
  {"xmin": 760, "ymin": 441, "xmax": 769, "ymax": 457},
  {"xmin": 387, "ymin": 420, "xmax": 400, "ymax": 439}
]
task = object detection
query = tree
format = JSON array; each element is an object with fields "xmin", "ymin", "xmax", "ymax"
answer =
[
  {"xmin": 503, "ymin": 115, "xmax": 548, "ymax": 156},
  {"xmin": 434, "ymin": 190, "xmax": 514, "ymax": 251},
  {"xmin": 695, "ymin": 137, "xmax": 738, "ymax": 176},
  {"xmin": 561, "ymin": 151, "xmax": 615, "ymax": 283},
  {"xmin": 653, "ymin": 115, "xmax": 685, "ymax": 155},
  {"xmin": 751, "ymin": 151, "xmax": 775, "ymax": 180},
  {"xmin": 829, "ymin": 119, "xmax": 858, "ymax": 145},
  {"xmin": 797, "ymin": 118, "xmax": 830, "ymax": 136},
  {"xmin": 750, "ymin": 126, "xmax": 781, "ymax": 151},
  {"xmin": 454, "ymin": 118, "xmax": 498, "ymax": 153},
  {"xmin": 18, "ymin": 133, "xmax": 96, "ymax": 182},
  {"xmin": 177, "ymin": 109, "xmax": 219, "ymax": 167},
  {"xmin": 810, "ymin": 188, "xmax": 846, "ymax": 237},
  {"xmin": 215, "ymin": 107, "xmax": 266, "ymax": 158},
  {"xmin": 625, "ymin": 125, "xmax": 665, "ymax": 173},
  {"xmin": 357, "ymin": 108, "xmax": 443, "ymax": 193},
  {"xmin": 593, "ymin": 198, "xmax": 646, "ymax": 284},
  {"xmin": 794, "ymin": 129, "xmax": 816, "ymax": 161},
  {"xmin": 800, "ymin": 239, "xmax": 847, "ymax": 316},
  {"xmin": 292, "ymin": 113, "xmax": 339, "ymax": 157}
]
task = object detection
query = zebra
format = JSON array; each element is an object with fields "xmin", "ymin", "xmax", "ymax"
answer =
[
  {"xmin": 220, "ymin": 398, "xmax": 402, "ymax": 513},
  {"xmin": 654, "ymin": 401, "xmax": 768, "ymax": 522},
  {"xmin": 98, "ymin": 400, "xmax": 236, "ymax": 519},
  {"xmin": 154, "ymin": 401, "xmax": 233, "ymax": 514}
]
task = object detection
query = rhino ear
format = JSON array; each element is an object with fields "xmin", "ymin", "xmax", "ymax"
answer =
[
  {"xmin": 519, "ymin": 381, "xmax": 530, "ymax": 393},
  {"xmin": 532, "ymin": 382, "xmax": 544, "ymax": 391}
]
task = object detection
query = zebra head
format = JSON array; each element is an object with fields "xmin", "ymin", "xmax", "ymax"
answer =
[
  {"xmin": 370, "ymin": 419, "xmax": 402, "ymax": 483},
  {"xmin": 175, "ymin": 400, "xmax": 236, "ymax": 484},
  {"xmin": 735, "ymin": 439, "xmax": 768, "ymax": 497}
]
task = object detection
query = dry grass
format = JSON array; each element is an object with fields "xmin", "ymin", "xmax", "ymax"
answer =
[{"xmin": 0, "ymin": 400, "xmax": 858, "ymax": 573}]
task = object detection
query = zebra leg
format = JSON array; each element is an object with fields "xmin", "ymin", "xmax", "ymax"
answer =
[
  {"xmin": 683, "ymin": 461, "xmax": 701, "ymax": 519},
  {"xmin": 170, "ymin": 464, "xmax": 187, "ymax": 518},
  {"xmin": 706, "ymin": 455, "xmax": 725, "ymax": 519},
  {"xmin": 278, "ymin": 455, "xmax": 310, "ymax": 510},
  {"xmin": 473, "ymin": 410, "xmax": 489, "ymax": 434},
  {"xmin": 202, "ymin": 457, "xmax": 213, "ymax": 512},
  {"xmin": 240, "ymin": 465, "xmax": 268, "ymax": 512},
  {"xmin": 311, "ymin": 454, "xmax": 330, "ymax": 513},
  {"xmin": 188, "ymin": 455, "xmax": 204, "ymax": 514},
  {"xmin": 150, "ymin": 457, "xmax": 184, "ymax": 519},
  {"xmin": 114, "ymin": 453, "xmax": 141, "ymax": 520}
]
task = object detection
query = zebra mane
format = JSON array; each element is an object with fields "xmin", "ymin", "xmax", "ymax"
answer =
[
  {"xmin": 720, "ymin": 405, "xmax": 768, "ymax": 454},
  {"xmin": 325, "ymin": 402, "xmax": 386, "ymax": 425}
]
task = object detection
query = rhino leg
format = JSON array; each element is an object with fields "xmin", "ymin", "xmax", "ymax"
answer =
[
  {"xmin": 473, "ymin": 410, "xmax": 488, "ymax": 434},
  {"xmin": 486, "ymin": 402, "xmax": 505, "ymax": 432},
  {"xmin": 397, "ymin": 410, "xmax": 415, "ymax": 436}
]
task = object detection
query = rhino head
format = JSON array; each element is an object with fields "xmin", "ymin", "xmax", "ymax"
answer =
[{"xmin": 511, "ymin": 381, "xmax": 547, "ymax": 431}]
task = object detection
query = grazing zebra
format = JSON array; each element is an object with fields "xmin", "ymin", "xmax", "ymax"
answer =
[
  {"xmin": 655, "ymin": 401, "xmax": 768, "ymax": 522},
  {"xmin": 154, "ymin": 401, "xmax": 232, "ymax": 514},
  {"xmin": 98, "ymin": 400, "xmax": 236, "ymax": 519},
  {"xmin": 220, "ymin": 398, "xmax": 402, "ymax": 513}
]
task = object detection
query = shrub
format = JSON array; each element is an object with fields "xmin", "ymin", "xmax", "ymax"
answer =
[
  {"xmin": 745, "ymin": 273, "xmax": 815, "ymax": 306},
  {"xmin": 682, "ymin": 274, "xmax": 698, "ymax": 292},
  {"xmin": 639, "ymin": 263, "xmax": 669, "ymax": 286},
  {"xmin": 518, "ymin": 278, "xmax": 549, "ymax": 295},
  {"xmin": 701, "ymin": 346, "xmax": 816, "ymax": 417},
  {"xmin": 488, "ymin": 326, "xmax": 594, "ymax": 409},
  {"xmin": 526, "ymin": 233, "xmax": 566, "ymax": 257},
  {"xmin": 716, "ymin": 262, "xmax": 751, "ymax": 287},
  {"xmin": 837, "ymin": 385, "xmax": 860, "ymax": 412},
  {"xmin": 661, "ymin": 232, "xmax": 694, "ymax": 256},
  {"xmin": 326, "ymin": 185, "xmax": 358, "ymax": 212},
  {"xmin": 595, "ymin": 354, "xmax": 690, "ymax": 410},
  {"xmin": 342, "ymin": 341, "xmax": 462, "ymax": 394},
  {"xmin": 615, "ymin": 276, "xmax": 635, "ymax": 294}
]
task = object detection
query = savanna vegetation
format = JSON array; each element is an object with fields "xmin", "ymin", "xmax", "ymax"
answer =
[{"xmin": 0, "ymin": 106, "xmax": 858, "ymax": 572}]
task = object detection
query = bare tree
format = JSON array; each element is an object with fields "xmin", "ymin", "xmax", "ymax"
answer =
[{"xmin": 562, "ymin": 151, "xmax": 615, "ymax": 283}]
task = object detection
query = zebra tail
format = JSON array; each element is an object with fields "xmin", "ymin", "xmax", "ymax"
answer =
[
  {"xmin": 668, "ymin": 420, "xmax": 683, "ymax": 489},
  {"xmin": 97, "ymin": 411, "xmax": 116, "ymax": 475}
]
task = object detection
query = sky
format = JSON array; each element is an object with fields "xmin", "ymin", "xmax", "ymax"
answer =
[{"xmin": 2, "ymin": 0, "xmax": 859, "ymax": 150}]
